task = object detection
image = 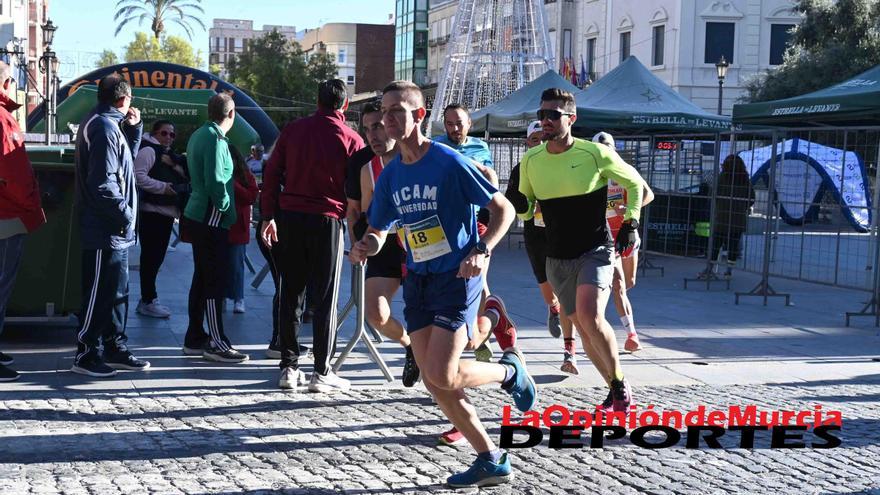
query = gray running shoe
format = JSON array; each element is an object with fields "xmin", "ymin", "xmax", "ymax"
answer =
[{"xmin": 547, "ymin": 309, "xmax": 562, "ymax": 338}]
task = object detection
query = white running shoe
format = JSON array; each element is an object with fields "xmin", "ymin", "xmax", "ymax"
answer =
[
  {"xmin": 560, "ymin": 352, "xmax": 580, "ymax": 375},
  {"xmin": 136, "ymin": 299, "xmax": 171, "ymax": 318},
  {"xmin": 308, "ymin": 370, "xmax": 351, "ymax": 393},
  {"xmin": 233, "ymin": 300, "xmax": 246, "ymax": 314},
  {"xmin": 279, "ymin": 367, "xmax": 307, "ymax": 390},
  {"xmin": 474, "ymin": 340, "xmax": 495, "ymax": 362}
]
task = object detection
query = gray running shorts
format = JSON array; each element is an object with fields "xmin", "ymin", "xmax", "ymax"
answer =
[{"xmin": 546, "ymin": 245, "xmax": 614, "ymax": 316}]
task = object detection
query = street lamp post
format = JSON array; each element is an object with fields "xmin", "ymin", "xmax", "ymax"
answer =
[
  {"xmin": 0, "ymin": 38, "xmax": 26, "ymax": 122},
  {"xmin": 40, "ymin": 19, "xmax": 58, "ymax": 145},
  {"xmin": 715, "ymin": 55, "xmax": 729, "ymax": 116}
]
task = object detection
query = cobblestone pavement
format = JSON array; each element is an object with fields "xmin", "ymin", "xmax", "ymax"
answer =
[{"xmin": 0, "ymin": 380, "xmax": 878, "ymax": 494}]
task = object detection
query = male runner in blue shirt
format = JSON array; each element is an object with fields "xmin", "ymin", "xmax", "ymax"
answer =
[{"xmin": 350, "ymin": 81, "xmax": 536, "ymax": 488}]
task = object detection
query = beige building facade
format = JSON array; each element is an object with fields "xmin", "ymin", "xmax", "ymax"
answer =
[{"xmin": 208, "ymin": 19, "xmax": 296, "ymax": 78}]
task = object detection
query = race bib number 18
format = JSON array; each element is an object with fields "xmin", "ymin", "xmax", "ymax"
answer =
[{"xmin": 404, "ymin": 215, "xmax": 452, "ymax": 262}]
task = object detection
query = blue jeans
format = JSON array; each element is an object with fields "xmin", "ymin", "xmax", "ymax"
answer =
[
  {"xmin": 226, "ymin": 244, "xmax": 246, "ymax": 301},
  {"xmin": 0, "ymin": 234, "xmax": 26, "ymax": 334}
]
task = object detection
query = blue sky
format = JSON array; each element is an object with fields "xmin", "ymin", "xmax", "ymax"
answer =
[{"xmin": 51, "ymin": 0, "xmax": 395, "ymax": 82}]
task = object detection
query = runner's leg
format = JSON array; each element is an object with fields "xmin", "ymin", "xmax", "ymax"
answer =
[
  {"xmin": 410, "ymin": 325, "xmax": 498, "ymax": 453},
  {"xmin": 365, "ymin": 277, "xmax": 408, "ymax": 346},
  {"xmin": 574, "ymin": 284, "xmax": 620, "ymax": 380},
  {"xmin": 613, "ymin": 257, "xmax": 642, "ymax": 351}
]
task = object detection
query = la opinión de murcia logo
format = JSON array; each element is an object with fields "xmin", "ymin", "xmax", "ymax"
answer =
[{"xmin": 499, "ymin": 404, "xmax": 843, "ymax": 450}]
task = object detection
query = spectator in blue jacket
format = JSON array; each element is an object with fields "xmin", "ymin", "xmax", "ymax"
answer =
[{"xmin": 71, "ymin": 73, "xmax": 150, "ymax": 377}]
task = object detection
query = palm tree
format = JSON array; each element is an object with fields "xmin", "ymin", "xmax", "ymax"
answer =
[{"xmin": 114, "ymin": 0, "xmax": 206, "ymax": 40}]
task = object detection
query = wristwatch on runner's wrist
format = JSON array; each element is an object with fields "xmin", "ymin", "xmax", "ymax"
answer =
[
  {"xmin": 474, "ymin": 241, "xmax": 491, "ymax": 257},
  {"xmin": 624, "ymin": 219, "xmax": 639, "ymax": 230}
]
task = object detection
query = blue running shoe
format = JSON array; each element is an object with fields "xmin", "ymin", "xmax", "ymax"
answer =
[
  {"xmin": 446, "ymin": 453, "xmax": 513, "ymax": 488},
  {"xmin": 499, "ymin": 347, "xmax": 537, "ymax": 412}
]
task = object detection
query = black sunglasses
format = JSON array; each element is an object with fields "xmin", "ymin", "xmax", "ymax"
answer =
[
  {"xmin": 537, "ymin": 109, "xmax": 575, "ymax": 121},
  {"xmin": 159, "ymin": 130, "xmax": 176, "ymax": 138}
]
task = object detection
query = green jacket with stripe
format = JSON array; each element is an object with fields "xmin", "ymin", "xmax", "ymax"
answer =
[{"xmin": 184, "ymin": 121, "xmax": 236, "ymax": 229}]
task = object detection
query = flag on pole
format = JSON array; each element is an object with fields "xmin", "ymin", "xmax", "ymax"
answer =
[
  {"xmin": 580, "ymin": 55, "xmax": 588, "ymax": 88},
  {"xmin": 570, "ymin": 58, "xmax": 579, "ymax": 86}
]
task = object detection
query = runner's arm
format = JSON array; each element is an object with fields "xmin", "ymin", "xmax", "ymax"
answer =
[
  {"xmin": 345, "ymin": 199, "xmax": 360, "ymax": 244},
  {"xmin": 516, "ymin": 155, "xmax": 536, "ymax": 221},
  {"xmin": 504, "ymin": 163, "xmax": 529, "ymax": 214},
  {"xmin": 350, "ymin": 226, "xmax": 388, "ymax": 263},
  {"xmin": 359, "ymin": 165, "xmax": 374, "ymax": 213},
  {"xmin": 641, "ymin": 181, "xmax": 654, "ymax": 207},
  {"xmin": 353, "ymin": 172, "xmax": 396, "ymax": 263},
  {"xmin": 472, "ymin": 160, "xmax": 499, "ymax": 187},
  {"xmin": 598, "ymin": 149, "xmax": 643, "ymax": 221},
  {"xmin": 479, "ymin": 192, "xmax": 515, "ymax": 251}
]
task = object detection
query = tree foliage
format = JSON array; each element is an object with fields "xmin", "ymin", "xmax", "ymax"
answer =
[
  {"xmin": 114, "ymin": 0, "xmax": 206, "ymax": 40},
  {"xmin": 123, "ymin": 31, "xmax": 204, "ymax": 67},
  {"xmin": 744, "ymin": 0, "xmax": 880, "ymax": 102},
  {"xmin": 227, "ymin": 30, "xmax": 340, "ymax": 126},
  {"xmin": 97, "ymin": 50, "xmax": 120, "ymax": 68}
]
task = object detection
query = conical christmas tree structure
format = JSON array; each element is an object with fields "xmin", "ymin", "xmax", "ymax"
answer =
[{"xmin": 430, "ymin": 0, "xmax": 554, "ymax": 131}]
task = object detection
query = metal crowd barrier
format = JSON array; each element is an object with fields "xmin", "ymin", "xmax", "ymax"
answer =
[
  {"xmin": 333, "ymin": 261, "xmax": 394, "ymax": 381},
  {"xmin": 248, "ymin": 249, "xmax": 393, "ymax": 380}
]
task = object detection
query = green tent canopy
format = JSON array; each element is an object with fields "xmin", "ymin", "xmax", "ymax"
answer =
[
  {"xmin": 431, "ymin": 71, "xmax": 581, "ymax": 136},
  {"xmin": 572, "ymin": 56, "xmax": 731, "ymax": 133},
  {"xmin": 32, "ymin": 86, "xmax": 261, "ymax": 154},
  {"xmin": 431, "ymin": 57, "xmax": 730, "ymax": 136},
  {"xmin": 733, "ymin": 64, "xmax": 880, "ymax": 126}
]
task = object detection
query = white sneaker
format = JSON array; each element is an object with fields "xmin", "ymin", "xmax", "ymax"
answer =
[
  {"xmin": 279, "ymin": 367, "xmax": 307, "ymax": 390},
  {"xmin": 136, "ymin": 299, "xmax": 171, "ymax": 318},
  {"xmin": 233, "ymin": 300, "xmax": 246, "ymax": 314},
  {"xmin": 308, "ymin": 370, "xmax": 351, "ymax": 393}
]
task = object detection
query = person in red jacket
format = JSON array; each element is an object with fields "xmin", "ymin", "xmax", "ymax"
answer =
[
  {"xmin": 260, "ymin": 79, "xmax": 364, "ymax": 392},
  {"xmin": 0, "ymin": 61, "xmax": 46, "ymax": 382},
  {"xmin": 226, "ymin": 147, "xmax": 258, "ymax": 314}
]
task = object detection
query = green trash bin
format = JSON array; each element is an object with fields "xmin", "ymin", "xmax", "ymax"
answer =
[{"xmin": 7, "ymin": 145, "xmax": 81, "ymax": 323}]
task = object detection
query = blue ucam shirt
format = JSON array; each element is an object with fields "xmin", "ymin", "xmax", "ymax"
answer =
[
  {"xmin": 368, "ymin": 142, "xmax": 497, "ymax": 275},
  {"xmin": 433, "ymin": 135, "xmax": 494, "ymax": 169}
]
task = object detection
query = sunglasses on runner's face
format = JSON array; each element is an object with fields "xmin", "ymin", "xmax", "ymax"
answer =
[
  {"xmin": 159, "ymin": 130, "xmax": 176, "ymax": 138},
  {"xmin": 537, "ymin": 109, "xmax": 575, "ymax": 121}
]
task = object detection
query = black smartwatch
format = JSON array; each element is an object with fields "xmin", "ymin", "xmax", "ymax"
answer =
[
  {"xmin": 474, "ymin": 241, "xmax": 490, "ymax": 257},
  {"xmin": 624, "ymin": 219, "xmax": 639, "ymax": 230}
]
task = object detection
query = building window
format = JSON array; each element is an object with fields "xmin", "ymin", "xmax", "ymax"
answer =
[
  {"xmin": 619, "ymin": 31, "xmax": 631, "ymax": 62},
  {"xmin": 586, "ymin": 37, "xmax": 596, "ymax": 79},
  {"xmin": 338, "ymin": 47, "xmax": 347, "ymax": 64},
  {"xmin": 770, "ymin": 24, "xmax": 794, "ymax": 65},
  {"xmin": 347, "ymin": 75, "xmax": 355, "ymax": 85},
  {"xmin": 652, "ymin": 25, "xmax": 664, "ymax": 66},
  {"xmin": 705, "ymin": 22, "xmax": 735, "ymax": 64},
  {"xmin": 563, "ymin": 29, "xmax": 572, "ymax": 60}
]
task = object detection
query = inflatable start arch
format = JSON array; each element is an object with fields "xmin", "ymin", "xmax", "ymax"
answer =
[{"xmin": 29, "ymin": 61, "xmax": 279, "ymax": 151}]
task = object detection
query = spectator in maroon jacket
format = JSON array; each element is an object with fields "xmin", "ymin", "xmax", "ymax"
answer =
[
  {"xmin": 260, "ymin": 79, "xmax": 364, "ymax": 393},
  {"xmin": 226, "ymin": 147, "xmax": 258, "ymax": 314},
  {"xmin": 0, "ymin": 61, "xmax": 46, "ymax": 381}
]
